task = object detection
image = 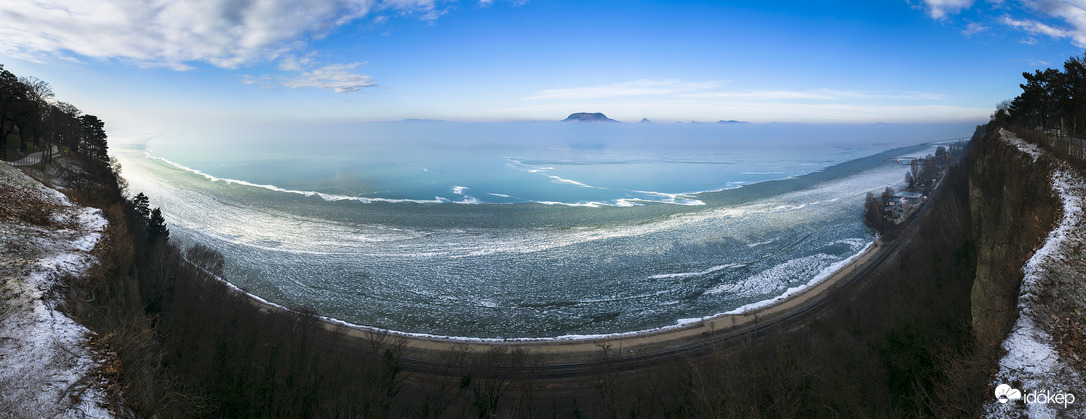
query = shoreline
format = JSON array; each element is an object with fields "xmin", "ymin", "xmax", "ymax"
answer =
[{"xmin": 208, "ymin": 235, "xmax": 887, "ymax": 362}]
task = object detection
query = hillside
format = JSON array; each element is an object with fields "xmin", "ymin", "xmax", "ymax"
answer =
[
  {"xmin": 978, "ymin": 129, "xmax": 1086, "ymax": 418},
  {"xmin": 562, "ymin": 112, "xmax": 618, "ymax": 122},
  {"xmin": 0, "ymin": 162, "xmax": 114, "ymax": 417}
]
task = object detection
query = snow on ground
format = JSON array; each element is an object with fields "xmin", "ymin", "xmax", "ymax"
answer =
[
  {"xmin": 987, "ymin": 131, "xmax": 1086, "ymax": 418},
  {"xmin": 1001, "ymin": 128, "xmax": 1044, "ymax": 162},
  {"xmin": 0, "ymin": 162, "xmax": 114, "ymax": 418}
]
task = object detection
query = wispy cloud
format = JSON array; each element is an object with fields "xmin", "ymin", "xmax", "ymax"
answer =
[
  {"xmin": 0, "ymin": 0, "xmax": 443, "ymax": 69},
  {"xmin": 962, "ymin": 21, "xmax": 989, "ymax": 36},
  {"xmin": 492, "ymin": 101, "xmax": 987, "ymax": 124},
  {"xmin": 918, "ymin": 0, "xmax": 976, "ymax": 19},
  {"xmin": 515, "ymin": 79, "xmax": 960, "ymax": 122},
  {"xmin": 999, "ymin": 0, "xmax": 1086, "ymax": 47},
  {"xmin": 525, "ymin": 80, "xmax": 945, "ymax": 103},
  {"xmin": 282, "ymin": 64, "xmax": 377, "ymax": 93},
  {"xmin": 243, "ymin": 63, "xmax": 377, "ymax": 93},
  {"xmin": 1002, "ymin": 15, "xmax": 1071, "ymax": 39},
  {"xmin": 915, "ymin": 0, "xmax": 1086, "ymax": 50},
  {"xmin": 524, "ymin": 79, "xmax": 726, "ymax": 100},
  {"xmin": 679, "ymin": 89, "xmax": 946, "ymax": 101}
]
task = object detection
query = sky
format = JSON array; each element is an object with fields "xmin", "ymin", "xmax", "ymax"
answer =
[{"xmin": 2, "ymin": 0, "xmax": 1086, "ymax": 134}]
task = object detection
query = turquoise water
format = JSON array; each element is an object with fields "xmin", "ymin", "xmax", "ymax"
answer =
[{"xmin": 115, "ymin": 121, "xmax": 972, "ymax": 338}]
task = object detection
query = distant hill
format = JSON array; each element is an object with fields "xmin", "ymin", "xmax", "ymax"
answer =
[
  {"xmin": 563, "ymin": 112, "xmax": 618, "ymax": 123},
  {"xmin": 717, "ymin": 120, "xmax": 749, "ymax": 124},
  {"xmin": 638, "ymin": 118, "xmax": 653, "ymax": 124}
]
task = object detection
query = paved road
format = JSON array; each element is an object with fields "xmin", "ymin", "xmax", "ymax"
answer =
[{"xmin": 5, "ymin": 146, "xmax": 58, "ymax": 167}]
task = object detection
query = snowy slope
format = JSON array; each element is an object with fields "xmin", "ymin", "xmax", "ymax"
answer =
[
  {"xmin": 987, "ymin": 130, "xmax": 1086, "ymax": 418},
  {"xmin": 0, "ymin": 162, "xmax": 115, "ymax": 418}
]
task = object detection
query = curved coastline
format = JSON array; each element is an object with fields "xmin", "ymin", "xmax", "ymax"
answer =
[
  {"xmin": 122, "ymin": 139, "xmax": 950, "ymax": 342},
  {"xmin": 199, "ymin": 235, "xmax": 884, "ymax": 362}
]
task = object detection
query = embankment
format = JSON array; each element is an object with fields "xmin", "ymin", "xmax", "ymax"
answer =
[{"xmin": 969, "ymin": 127, "xmax": 1059, "ymax": 349}]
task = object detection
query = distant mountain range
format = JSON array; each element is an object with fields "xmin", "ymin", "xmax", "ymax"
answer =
[{"xmin": 562, "ymin": 113, "xmax": 748, "ymax": 124}]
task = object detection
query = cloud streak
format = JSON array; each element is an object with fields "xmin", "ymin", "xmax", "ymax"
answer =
[
  {"xmin": 919, "ymin": 0, "xmax": 976, "ymax": 19},
  {"xmin": 524, "ymin": 80, "xmax": 946, "ymax": 102},
  {"xmin": 999, "ymin": 0, "xmax": 1086, "ymax": 47},
  {"xmin": 242, "ymin": 63, "xmax": 377, "ymax": 92},
  {"xmin": 524, "ymin": 79, "xmax": 726, "ymax": 100},
  {"xmin": 282, "ymin": 64, "xmax": 377, "ymax": 93},
  {"xmin": 493, "ymin": 100, "xmax": 987, "ymax": 124},
  {"xmin": 515, "ymin": 79, "xmax": 963, "ymax": 123}
]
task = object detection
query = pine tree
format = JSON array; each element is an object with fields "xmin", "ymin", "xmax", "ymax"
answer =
[
  {"xmin": 78, "ymin": 114, "xmax": 108, "ymax": 163},
  {"xmin": 133, "ymin": 192, "xmax": 151, "ymax": 221},
  {"xmin": 148, "ymin": 207, "xmax": 169, "ymax": 242}
]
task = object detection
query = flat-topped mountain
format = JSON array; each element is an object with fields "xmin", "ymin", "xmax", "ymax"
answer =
[{"xmin": 563, "ymin": 112, "xmax": 618, "ymax": 123}]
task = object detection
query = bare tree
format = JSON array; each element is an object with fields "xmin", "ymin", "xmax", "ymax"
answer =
[{"xmin": 16, "ymin": 76, "xmax": 54, "ymax": 155}]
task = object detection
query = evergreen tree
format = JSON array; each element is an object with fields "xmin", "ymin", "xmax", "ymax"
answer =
[
  {"xmin": 148, "ymin": 207, "xmax": 169, "ymax": 242},
  {"xmin": 79, "ymin": 114, "xmax": 108, "ymax": 162},
  {"xmin": 133, "ymin": 192, "xmax": 151, "ymax": 221}
]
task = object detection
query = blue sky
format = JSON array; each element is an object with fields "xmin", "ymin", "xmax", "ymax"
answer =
[{"xmin": 2, "ymin": 0, "xmax": 1086, "ymax": 133}]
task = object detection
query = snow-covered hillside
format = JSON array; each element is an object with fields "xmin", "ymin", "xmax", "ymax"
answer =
[
  {"xmin": 0, "ymin": 162, "xmax": 115, "ymax": 418},
  {"xmin": 987, "ymin": 130, "xmax": 1086, "ymax": 418}
]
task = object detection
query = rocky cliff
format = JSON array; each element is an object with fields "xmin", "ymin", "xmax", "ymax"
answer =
[
  {"xmin": 973, "ymin": 127, "xmax": 1086, "ymax": 417},
  {"xmin": 969, "ymin": 126, "xmax": 1058, "ymax": 348}
]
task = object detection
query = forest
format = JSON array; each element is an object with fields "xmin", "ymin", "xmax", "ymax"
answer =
[{"xmin": 0, "ymin": 64, "xmax": 108, "ymax": 165}]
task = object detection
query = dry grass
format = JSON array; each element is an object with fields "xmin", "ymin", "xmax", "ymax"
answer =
[{"xmin": 0, "ymin": 185, "xmax": 63, "ymax": 226}]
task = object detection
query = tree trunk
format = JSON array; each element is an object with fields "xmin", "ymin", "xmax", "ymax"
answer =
[{"xmin": 0, "ymin": 121, "xmax": 7, "ymax": 161}]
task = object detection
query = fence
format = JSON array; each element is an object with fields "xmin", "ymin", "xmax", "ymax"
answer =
[
  {"xmin": 1049, "ymin": 132, "xmax": 1086, "ymax": 162},
  {"xmin": 2, "ymin": 146, "xmax": 59, "ymax": 167}
]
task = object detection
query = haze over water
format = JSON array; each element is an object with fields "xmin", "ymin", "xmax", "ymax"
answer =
[{"xmin": 116, "ymin": 121, "xmax": 973, "ymax": 338}]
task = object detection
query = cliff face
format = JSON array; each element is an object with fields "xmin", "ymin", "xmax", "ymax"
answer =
[{"xmin": 969, "ymin": 127, "xmax": 1058, "ymax": 347}]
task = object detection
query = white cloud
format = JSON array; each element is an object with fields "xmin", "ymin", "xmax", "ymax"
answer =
[
  {"xmin": 0, "ymin": 0, "xmax": 440, "ymax": 70},
  {"xmin": 1003, "ymin": 15, "xmax": 1070, "ymax": 38},
  {"xmin": 278, "ymin": 53, "xmax": 317, "ymax": 72},
  {"xmin": 525, "ymin": 80, "xmax": 945, "ymax": 103},
  {"xmin": 962, "ymin": 21, "xmax": 989, "ymax": 35},
  {"xmin": 1000, "ymin": 0, "xmax": 1086, "ymax": 47},
  {"xmin": 515, "ymin": 79, "xmax": 962, "ymax": 122},
  {"xmin": 281, "ymin": 63, "xmax": 377, "ymax": 93},
  {"xmin": 679, "ymin": 89, "xmax": 946, "ymax": 101},
  {"xmin": 244, "ymin": 63, "xmax": 377, "ymax": 92},
  {"xmin": 920, "ymin": 0, "xmax": 976, "ymax": 19},
  {"xmin": 524, "ymin": 79, "xmax": 726, "ymax": 100}
]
